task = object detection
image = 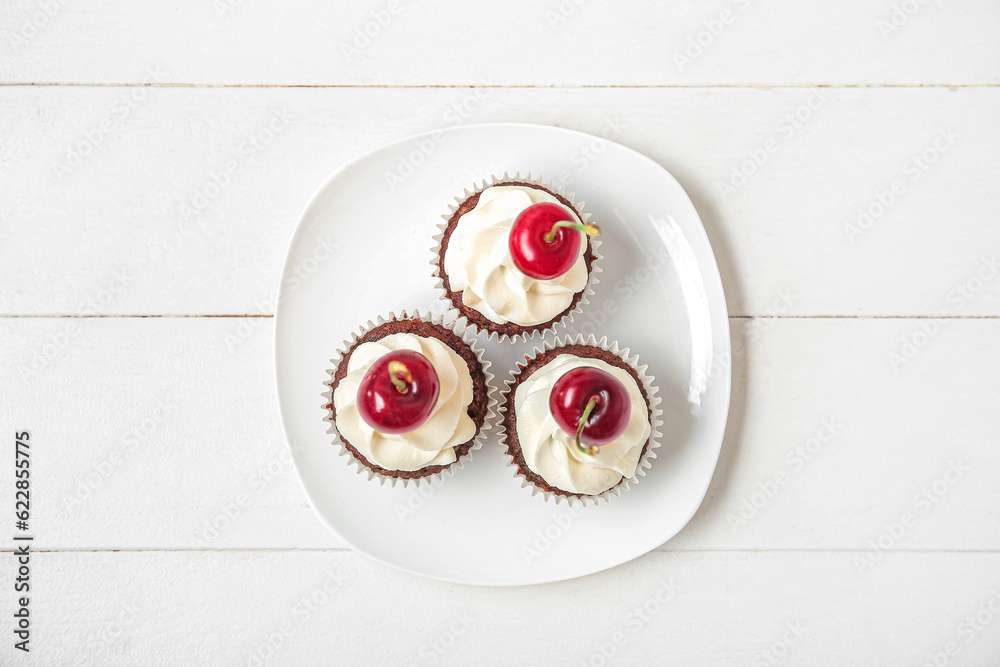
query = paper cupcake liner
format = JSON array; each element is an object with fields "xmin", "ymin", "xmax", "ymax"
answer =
[
  {"xmin": 430, "ymin": 171, "xmax": 602, "ymax": 344},
  {"xmin": 321, "ymin": 309, "xmax": 497, "ymax": 489},
  {"xmin": 498, "ymin": 333, "xmax": 663, "ymax": 507}
]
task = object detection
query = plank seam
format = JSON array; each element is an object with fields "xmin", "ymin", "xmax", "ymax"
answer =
[
  {"xmin": 24, "ymin": 548, "xmax": 1000, "ymax": 554},
  {"xmin": 0, "ymin": 83, "xmax": 997, "ymax": 89},
  {"xmin": 2, "ymin": 315, "xmax": 999, "ymax": 320}
]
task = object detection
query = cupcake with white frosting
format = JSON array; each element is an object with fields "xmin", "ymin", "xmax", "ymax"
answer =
[
  {"xmin": 500, "ymin": 334, "xmax": 662, "ymax": 504},
  {"xmin": 322, "ymin": 311, "xmax": 495, "ymax": 486},
  {"xmin": 433, "ymin": 173, "xmax": 600, "ymax": 342}
]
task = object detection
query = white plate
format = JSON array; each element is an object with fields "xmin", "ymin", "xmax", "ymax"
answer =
[{"xmin": 275, "ymin": 122, "xmax": 730, "ymax": 586}]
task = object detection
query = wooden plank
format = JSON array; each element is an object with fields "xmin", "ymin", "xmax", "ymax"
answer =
[
  {"xmin": 2, "ymin": 317, "xmax": 997, "ymax": 552},
  {"xmin": 1, "ymin": 86, "xmax": 998, "ymax": 316},
  {"xmin": 2, "ymin": 2, "xmax": 995, "ymax": 660},
  {"xmin": 677, "ymin": 314, "xmax": 1000, "ymax": 553},
  {"xmin": 1, "ymin": 550, "xmax": 999, "ymax": 664},
  {"xmin": 1, "ymin": 1, "xmax": 998, "ymax": 85},
  {"xmin": 0, "ymin": 316, "xmax": 335, "ymax": 550}
]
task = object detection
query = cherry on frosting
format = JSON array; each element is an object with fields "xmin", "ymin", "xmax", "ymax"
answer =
[
  {"xmin": 357, "ymin": 350, "xmax": 440, "ymax": 435},
  {"xmin": 508, "ymin": 202, "xmax": 600, "ymax": 280},
  {"xmin": 549, "ymin": 366, "xmax": 631, "ymax": 455}
]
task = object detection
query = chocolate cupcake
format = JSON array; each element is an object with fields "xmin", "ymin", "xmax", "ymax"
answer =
[
  {"xmin": 500, "ymin": 334, "xmax": 662, "ymax": 505},
  {"xmin": 432, "ymin": 173, "xmax": 601, "ymax": 343},
  {"xmin": 322, "ymin": 310, "xmax": 495, "ymax": 486}
]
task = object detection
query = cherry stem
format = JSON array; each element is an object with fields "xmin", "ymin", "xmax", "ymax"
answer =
[
  {"xmin": 387, "ymin": 361, "xmax": 412, "ymax": 394},
  {"xmin": 544, "ymin": 220, "xmax": 602, "ymax": 244},
  {"xmin": 575, "ymin": 395, "xmax": 601, "ymax": 456}
]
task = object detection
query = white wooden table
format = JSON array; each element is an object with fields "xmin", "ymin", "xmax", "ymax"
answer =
[{"xmin": 2, "ymin": 1, "xmax": 999, "ymax": 664}]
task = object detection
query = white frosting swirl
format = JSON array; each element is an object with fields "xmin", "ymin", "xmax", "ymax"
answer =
[
  {"xmin": 333, "ymin": 332, "xmax": 477, "ymax": 471},
  {"xmin": 514, "ymin": 354, "xmax": 651, "ymax": 495},
  {"xmin": 443, "ymin": 185, "xmax": 589, "ymax": 326}
]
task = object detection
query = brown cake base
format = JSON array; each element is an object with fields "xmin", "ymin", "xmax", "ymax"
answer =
[
  {"xmin": 324, "ymin": 317, "xmax": 489, "ymax": 480},
  {"xmin": 435, "ymin": 181, "xmax": 595, "ymax": 337},
  {"xmin": 502, "ymin": 344, "xmax": 652, "ymax": 498}
]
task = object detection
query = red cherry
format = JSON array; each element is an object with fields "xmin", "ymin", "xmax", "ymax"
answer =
[
  {"xmin": 549, "ymin": 366, "xmax": 631, "ymax": 454},
  {"xmin": 357, "ymin": 350, "xmax": 440, "ymax": 435},
  {"xmin": 508, "ymin": 202, "xmax": 600, "ymax": 280}
]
